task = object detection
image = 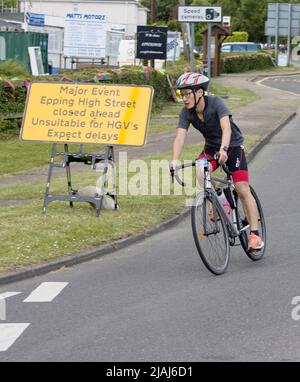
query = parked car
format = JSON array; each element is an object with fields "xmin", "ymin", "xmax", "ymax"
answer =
[{"xmin": 221, "ymin": 42, "xmax": 262, "ymax": 53}]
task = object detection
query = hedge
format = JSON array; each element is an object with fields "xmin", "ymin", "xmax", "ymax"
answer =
[
  {"xmin": 223, "ymin": 32, "xmax": 249, "ymax": 43},
  {"xmin": 221, "ymin": 52, "xmax": 274, "ymax": 73}
]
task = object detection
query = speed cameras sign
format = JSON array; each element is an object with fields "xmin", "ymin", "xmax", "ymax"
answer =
[{"xmin": 178, "ymin": 6, "xmax": 222, "ymax": 22}]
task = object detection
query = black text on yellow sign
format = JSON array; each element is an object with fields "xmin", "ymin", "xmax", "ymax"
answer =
[{"xmin": 20, "ymin": 82, "xmax": 154, "ymax": 146}]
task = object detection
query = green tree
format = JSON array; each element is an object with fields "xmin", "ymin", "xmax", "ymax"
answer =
[
  {"xmin": 236, "ymin": 0, "xmax": 266, "ymax": 42},
  {"xmin": 140, "ymin": 0, "xmax": 194, "ymax": 22},
  {"xmin": 1, "ymin": 0, "xmax": 18, "ymax": 8},
  {"xmin": 139, "ymin": 0, "xmax": 300, "ymax": 43},
  {"xmin": 157, "ymin": 0, "xmax": 178, "ymax": 21}
]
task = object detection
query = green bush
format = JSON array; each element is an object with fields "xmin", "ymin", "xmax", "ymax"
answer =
[
  {"xmin": 0, "ymin": 60, "xmax": 29, "ymax": 78},
  {"xmin": 221, "ymin": 53, "xmax": 274, "ymax": 73},
  {"xmin": 0, "ymin": 119, "xmax": 20, "ymax": 138},
  {"xmin": 109, "ymin": 66, "xmax": 171, "ymax": 112},
  {"xmin": 224, "ymin": 32, "xmax": 249, "ymax": 43},
  {"xmin": 0, "ymin": 82, "xmax": 26, "ymax": 114},
  {"xmin": 167, "ymin": 19, "xmax": 181, "ymax": 31}
]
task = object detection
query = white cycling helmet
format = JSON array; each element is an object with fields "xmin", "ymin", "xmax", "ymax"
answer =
[{"xmin": 175, "ymin": 72, "xmax": 210, "ymax": 91}]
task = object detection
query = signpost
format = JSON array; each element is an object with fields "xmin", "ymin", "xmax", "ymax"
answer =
[
  {"xmin": 223, "ymin": 16, "xmax": 231, "ymax": 28},
  {"xmin": 27, "ymin": 13, "xmax": 45, "ymax": 26},
  {"xmin": 21, "ymin": 83, "xmax": 153, "ymax": 146},
  {"xmin": 265, "ymin": 3, "xmax": 300, "ymax": 65},
  {"xmin": 178, "ymin": 6, "xmax": 222, "ymax": 23},
  {"xmin": 63, "ymin": 13, "xmax": 107, "ymax": 60},
  {"xmin": 20, "ymin": 82, "xmax": 154, "ymax": 216},
  {"xmin": 178, "ymin": 6, "xmax": 222, "ymax": 77},
  {"xmin": 136, "ymin": 26, "xmax": 168, "ymax": 67},
  {"xmin": 265, "ymin": 3, "xmax": 300, "ymax": 36}
]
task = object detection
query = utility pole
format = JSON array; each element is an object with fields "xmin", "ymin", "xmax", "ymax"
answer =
[
  {"xmin": 150, "ymin": 0, "xmax": 157, "ymax": 68},
  {"xmin": 150, "ymin": 0, "xmax": 157, "ymax": 24},
  {"xmin": 179, "ymin": 0, "xmax": 190, "ymax": 61},
  {"xmin": 23, "ymin": 0, "xmax": 28, "ymax": 31}
]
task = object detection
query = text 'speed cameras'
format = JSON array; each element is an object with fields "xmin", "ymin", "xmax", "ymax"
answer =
[{"xmin": 205, "ymin": 8, "xmax": 220, "ymax": 20}]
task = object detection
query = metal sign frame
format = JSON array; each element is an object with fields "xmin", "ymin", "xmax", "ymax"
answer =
[{"xmin": 43, "ymin": 144, "xmax": 118, "ymax": 217}]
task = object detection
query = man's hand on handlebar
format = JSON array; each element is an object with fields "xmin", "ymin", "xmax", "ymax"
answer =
[
  {"xmin": 169, "ymin": 165, "xmax": 175, "ymax": 182},
  {"xmin": 216, "ymin": 149, "xmax": 228, "ymax": 165},
  {"xmin": 169, "ymin": 160, "xmax": 180, "ymax": 174}
]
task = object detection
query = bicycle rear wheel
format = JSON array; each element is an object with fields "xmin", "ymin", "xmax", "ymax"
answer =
[
  {"xmin": 235, "ymin": 186, "xmax": 266, "ymax": 261},
  {"xmin": 191, "ymin": 193, "xmax": 230, "ymax": 275}
]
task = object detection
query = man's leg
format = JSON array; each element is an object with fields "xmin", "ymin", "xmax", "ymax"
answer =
[
  {"xmin": 234, "ymin": 181, "xmax": 264, "ymax": 250},
  {"xmin": 234, "ymin": 181, "xmax": 259, "ymax": 229},
  {"xmin": 227, "ymin": 146, "xmax": 263, "ymax": 250}
]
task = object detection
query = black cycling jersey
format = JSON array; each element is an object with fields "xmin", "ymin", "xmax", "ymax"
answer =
[{"xmin": 177, "ymin": 96, "xmax": 244, "ymax": 148}]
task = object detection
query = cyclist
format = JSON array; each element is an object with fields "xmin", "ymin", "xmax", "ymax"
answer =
[{"xmin": 170, "ymin": 72, "xmax": 264, "ymax": 251}]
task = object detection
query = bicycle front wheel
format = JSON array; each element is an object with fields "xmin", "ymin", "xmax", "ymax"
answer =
[
  {"xmin": 236, "ymin": 186, "xmax": 266, "ymax": 261},
  {"xmin": 191, "ymin": 193, "xmax": 230, "ymax": 275}
]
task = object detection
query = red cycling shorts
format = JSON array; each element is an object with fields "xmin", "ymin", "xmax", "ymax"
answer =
[{"xmin": 198, "ymin": 145, "xmax": 249, "ymax": 183}]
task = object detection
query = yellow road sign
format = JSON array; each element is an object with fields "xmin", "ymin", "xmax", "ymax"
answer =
[{"xmin": 20, "ymin": 82, "xmax": 154, "ymax": 146}]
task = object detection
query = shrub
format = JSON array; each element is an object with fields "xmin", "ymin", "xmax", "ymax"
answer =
[
  {"xmin": 0, "ymin": 82, "xmax": 26, "ymax": 114},
  {"xmin": 109, "ymin": 66, "xmax": 171, "ymax": 112},
  {"xmin": 224, "ymin": 32, "xmax": 249, "ymax": 43},
  {"xmin": 221, "ymin": 53, "xmax": 274, "ymax": 73},
  {"xmin": 167, "ymin": 19, "xmax": 181, "ymax": 31},
  {"xmin": 0, "ymin": 60, "xmax": 29, "ymax": 78},
  {"xmin": 0, "ymin": 119, "xmax": 20, "ymax": 138}
]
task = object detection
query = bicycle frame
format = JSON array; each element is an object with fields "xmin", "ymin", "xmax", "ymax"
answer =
[
  {"xmin": 172, "ymin": 159, "xmax": 250, "ymax": 239},
  {"xmin": 201, "ymin": 161, "xmax": 240, "ymax": 239}
]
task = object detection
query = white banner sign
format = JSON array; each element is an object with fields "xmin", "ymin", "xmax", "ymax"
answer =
[{"xmin": 64, "ymin": 13, "xmax": 107, "ymax": 58}]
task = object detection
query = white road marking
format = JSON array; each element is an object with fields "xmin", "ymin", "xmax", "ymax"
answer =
[
  {"xmin": 0, "ymin": 323, "xmax": 30, "ymax": 351},
  {"xmin": 23, "ymin": 282, "xmax": 69, "ymax": 302},
  {"xmin": 256, "ymin": 77, "xmax": 300, "ymax": 97},
  {"xmin": 0, "ymin": 292, "xmax": 22, "ymax": 321},
  {"xmin": 0, "ymin": 292, "xmax": 21, "ymax": 300}
]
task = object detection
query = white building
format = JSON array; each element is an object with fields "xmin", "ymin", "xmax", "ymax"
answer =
[
  {"xmin": 19, "ymin": 0, "xmax": 148, "ymax": 71},
  {"xmin": 21, "ymin": 0, "xmax": 147, "ymax": 37}
]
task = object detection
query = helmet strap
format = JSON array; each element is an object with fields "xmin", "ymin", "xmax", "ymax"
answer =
[{"xmin": 192, "ymin": 89, "xmax": 203, "ymax": 112}]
